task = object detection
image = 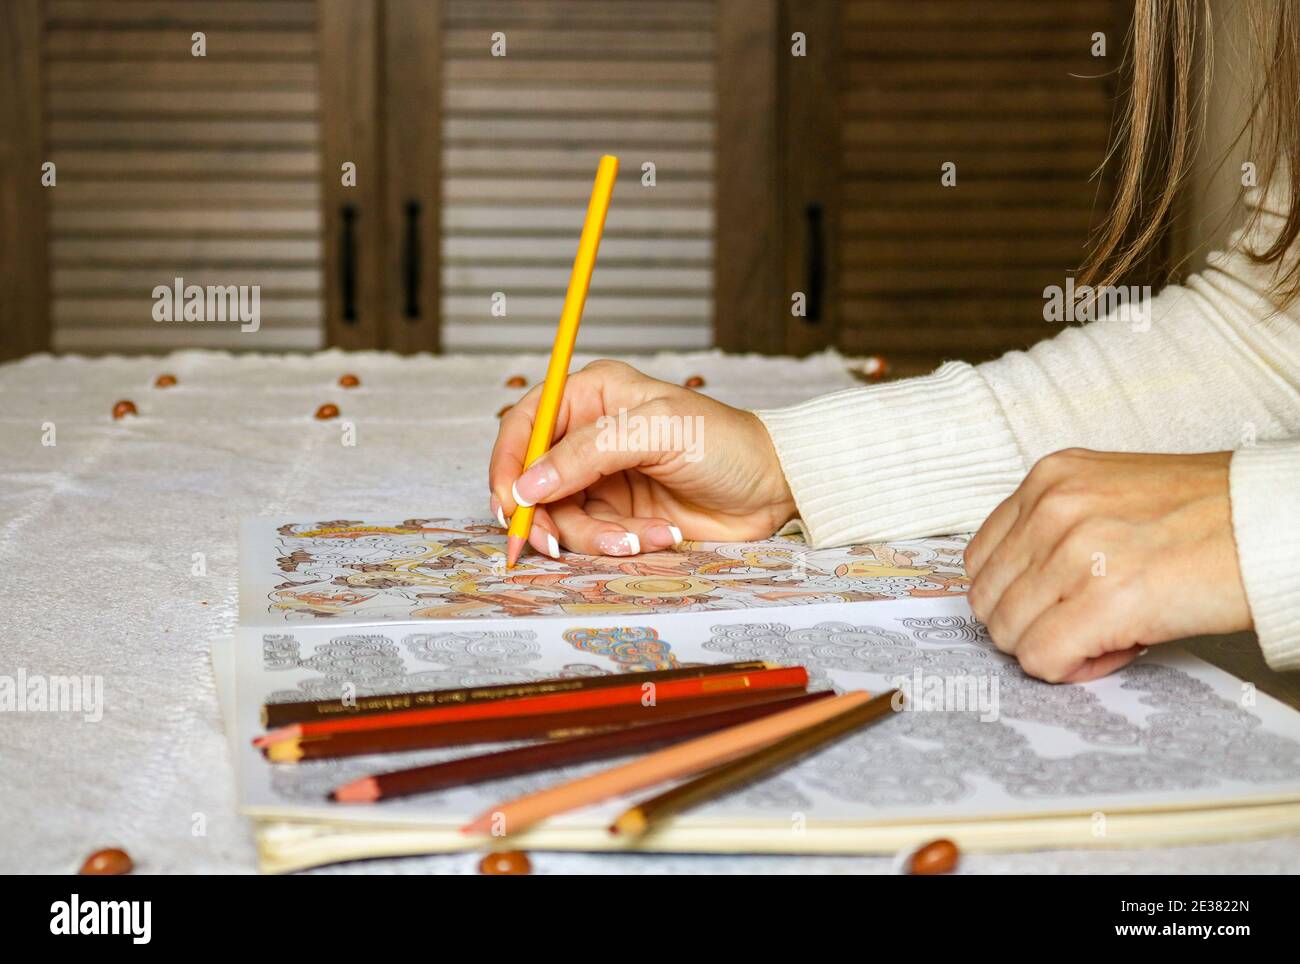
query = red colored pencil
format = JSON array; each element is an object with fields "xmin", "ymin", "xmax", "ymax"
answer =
[
  {"xmin": 261, "ymin": 666, "xmax": 809, "ymax": 745},
  {"xmin": 331, "ymin": 690, "xmax": 835, "ymax": 802},
  {"xmin": 267, "ymin": 686, "xmax": 811, "ymax": 762}
]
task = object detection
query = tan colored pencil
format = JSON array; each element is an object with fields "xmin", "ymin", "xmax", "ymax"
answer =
[
  {"xmin": 460, "ymin": 690, "xmax": 872, "ymax": 837},
  {"xmin": 609, "ymin": 689, "xmax": 901, "ymax": 837}
]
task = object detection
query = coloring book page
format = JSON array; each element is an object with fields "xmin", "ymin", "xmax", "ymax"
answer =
[
  {"xmin": 238, "ymin": 517, "xmax": 971, "ymax": 626},
  {"xmin": 231, "ymin": 594, "xmax": 1300, "ymax": 832}
]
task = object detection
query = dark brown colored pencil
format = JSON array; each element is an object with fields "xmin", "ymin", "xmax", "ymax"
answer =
[
  {"xmin": 261, "ymin": 660, "xmax": 773, "ymax": 728},
  {"xmin": 610, "ymin": 689, "xmax": 902, "ymax": 836},
  {"xmin": 331, "ymin": 690, "xmax": 835, "ymax": 802},
  {"xmin": 266, "ymin": 684, "xmax": 811, "ymax": 762}
]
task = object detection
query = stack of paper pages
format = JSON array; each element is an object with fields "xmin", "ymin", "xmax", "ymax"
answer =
[{"xmin": 214, "ymin": 518, "xmax": 1300, "ymax": 873}]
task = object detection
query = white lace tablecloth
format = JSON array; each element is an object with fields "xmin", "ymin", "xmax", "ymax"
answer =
[{"xmin": 2, "ymin": 348, "xmax": 1296, "ymax": 874}]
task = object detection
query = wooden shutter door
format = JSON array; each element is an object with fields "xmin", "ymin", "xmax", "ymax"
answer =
[
  {"xmin": 42, "ymin": 0, "xmax": 325, "ymax": 352},
  {"xmin": 438, "ymin": 0, "xmax": 718, "ymax": 352},
  {"xmin": 835, "ymin": 0, "xmax": 1129, "ymax": 377}
]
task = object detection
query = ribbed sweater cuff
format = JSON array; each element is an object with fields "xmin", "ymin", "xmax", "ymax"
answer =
[
  {"xmin": 1230, "ymin": 441, "xmax": 1300, "ymax": 671},
  {"xmin": 754, "ymin": 361, "xmax": 1027, "ymax": 546}
]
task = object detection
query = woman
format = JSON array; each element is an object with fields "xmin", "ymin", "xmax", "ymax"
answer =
[{"xmin": 489, "ymin": 1, "xmax": 1300, "ymax": 684}]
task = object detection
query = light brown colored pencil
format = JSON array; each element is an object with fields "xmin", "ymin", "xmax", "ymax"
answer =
[
  {"xmin": 459, "ymin": 690, "xmax": 872, "ymax": 837},
  {"xmin": 610, "ymin": 689, "xmax": 902, "ymax": 836}
]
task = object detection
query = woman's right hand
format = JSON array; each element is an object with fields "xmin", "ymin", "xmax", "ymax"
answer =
[{"xmin": 488, "ymin": 359, "xmax": 797, "ymax": 558}]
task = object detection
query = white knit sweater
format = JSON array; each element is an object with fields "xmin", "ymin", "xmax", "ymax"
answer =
[{"xmin": 757, "ymin": 185, "xmax": 1300, "ymax": 671}]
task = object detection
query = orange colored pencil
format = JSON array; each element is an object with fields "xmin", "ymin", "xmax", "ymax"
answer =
[
  {"xmin": 460, "ymin": 690, "xmax": 873, "ymax": 837},
  {"xmin": 259, "ymin": 666, "xmax": 809, "ymax": 745}
]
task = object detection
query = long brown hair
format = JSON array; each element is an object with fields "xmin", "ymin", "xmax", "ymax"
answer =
[{"xmin": 1082, "ymin": 0, "xmax": 1300, "ymax": 307}]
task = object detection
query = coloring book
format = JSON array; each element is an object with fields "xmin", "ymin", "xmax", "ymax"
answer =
[{"xmin": 221, "ymin": 518, "xmax": 1300, "ymax": 873}]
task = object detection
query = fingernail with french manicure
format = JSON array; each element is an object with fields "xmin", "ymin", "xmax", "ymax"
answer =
[
  {"xmin": 596, "ymin": 531, "xmax": 641, "ymax": 556},
  {"xmin": 530, "ymin": 525, "xmax": 560, "ymax": 559},
  {"xmin": 644, "ymin": 524, "xmax": 683, "ymax": 549},
  {"xmin": 490, "ymin": 495, "xmax": 507, "ymax": 528},
  {"xmin": 512, "ymin": 460, "xmax": 560, "ymax": 507}
]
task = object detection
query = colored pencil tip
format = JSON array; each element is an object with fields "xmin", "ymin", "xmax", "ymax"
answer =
[
  {"xmin": 266, "ymin": 740, "xmax": 304, "ymax": 764},
  {"xmin": 505, "ymin": 534, "xmax": 526, "ymax": 568},
  {"xmin": 331, "ymin": 777, "xmax": 380, "ymax": 804},
  {"xmin": 609, "ymin": 809, "xmax": 648, "ymax": 837},
  {"xmin": 460, "ymin": 815, "xmax": 492, "ymax": 836}
]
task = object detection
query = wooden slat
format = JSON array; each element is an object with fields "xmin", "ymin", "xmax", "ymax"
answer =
[
  {"xmin": 50, "ymin": 150, "xmax": 318, "ymax": 176},
  {"xmin": 49, "ymin": 120, "xmax": 319, "ymax": 146},
  {"xmin": 52, "ymin": 180, "xmax": 320, "ymax": 205},
  {"xmin": 843, "ymin": 237, "xmax": 1090, "ymax": 267},
  {"xmin": 45, "ymin": 29, "xmax": 316, "ymax": 58},
  {"xmin": 445, "ymin": 60, "xmax": 713, "ymax": 85},
  {"xmin": 53, "ymin": 296, "xmax": 321, "ymax": 324},
  {"xmin": 843, "ymin": 208, "xmax": 1097, "ymax": 235},
  {"xmin": 847, "ymin": 59, "xmax": 1107, "ymax": 86},
  {"xmin": 444, "ymin": 28, "xmax": 712, "ymax": 57},
  {"xmin": 442, "ymin": 205, "xmax": 711, "ymax": 232},
  {"xmin": 444, "ymin": 117, "xmax": 712, "ymax": 144},
  {"xmin": 444, "ymin": 146, "xmax": 712, "ymax": 175},
  {"xmin": 846, "ymin": 0, "xmax": 1117, "ymax": 28},
  {"xmin": 443, "ymin": 265, "xmax": 710, "ymax": 290},
  {"xmin": 53, "ymin": 267, "xmax": 321, "ymax": 291},
  {"xmin": 443, "ymin": 235, "xmax": 711, "ymax": 262},
  {"xmin": 52, "ymin": 238, "xmax": 321, "ymax": 264},
  {"xmin": 445, "ymin": 86, "xmax": 712, "ymax": 114},
  {"xmin": 47, "ymin": 89, "xmax": 316, "ymax": 114},
  {"xmin": 445, "ymin": 0, "xmax": 715, "ymax": 28},
  {"xmin": 445, "ymin": 175, "xmax": 711, "ymax": 204},
  {"xmin": 443, "ymin": 295, "xmax": 709, "ymax": 319},
  {"xmin": 842, "ymin": 86, "xmax": 1108, "ymax": 116},
  {"xmin": 54, "ymin": 327, "xmax": 322, "ymax": 351},
  {"xmin": 47, "ymin": 61, "xmax": 317, "ymax": 89},
  {"xmin": 842, "ymin": 179, "xmax": 1111, "ymax": 205},
  {"xmin": 47, "ymin": 1, "xmax": 316, "ymax": 27}
]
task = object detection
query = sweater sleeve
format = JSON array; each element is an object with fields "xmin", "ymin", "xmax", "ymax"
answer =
[
  {"xmin": 754, "ymin": 185, "xmax": 1300, "ymax": 670},
  {"xmin": 1229, "ymin": 440, "xmax": 1300, "ymax": 670}
]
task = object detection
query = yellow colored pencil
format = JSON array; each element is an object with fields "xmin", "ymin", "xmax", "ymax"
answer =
[
  {"xmin": 460, "ymin": 690, "xmax": 872, "ymax": 837},
  {"xmin": 506, "ymin": 154, "xmax": 619, "ymax": 568}
]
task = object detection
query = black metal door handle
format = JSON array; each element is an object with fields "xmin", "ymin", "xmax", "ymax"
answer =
[
  {"xmin": 803, "ymin": 202, "xmax": 824, "ymax": 323},
  {"xmin": 403, "ymin": 199, "xmax": 421, "ymax": 320},
  {"xmin": 340, "ymin": 203, "xmax": 357, "ymax": 323}
]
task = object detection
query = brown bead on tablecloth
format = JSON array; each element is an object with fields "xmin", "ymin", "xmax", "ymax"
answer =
[
  {"xmin": 684, "ymin": 375, "xmax": 706, "ymax": 389},
  {"xmin": 907, "ymin": 838, "xmax": 959, "ymax": 875},
  {"xmin": 111, "ymin": 400, "xmax": 138, "ymax": 420},
  {"xmin": 861, "ymin": 356, "xmax": 889, "ymax": 381},
  {"xmin": 504, "ymin": 375, "xmax": 528, "ymax": 388},
  {"xmin": 315, "ymin": 403, "xmax": 340, "ymax": 420},
  {"xmin": 80, "ymin": 847, "xmax": 133, "ymax": 875},
  {"xmin": 478, "ymin": 850, "xmax": 532, "ymax": 875},
  {"xmin": 338, "ymin": 374, "xmax": 361, "ymax": 388},
  {"xmin": 497, "ymin": 404, "xmax": 513, "ymax": 418},
  {"xmin": 154, "ymin": 374, "xmax": 177, "ymax": 388}
]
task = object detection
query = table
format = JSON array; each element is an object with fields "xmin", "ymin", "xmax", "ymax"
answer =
[{"xmin": 1, "ymin": 348, "xmax": 1295, "ymax": 874}]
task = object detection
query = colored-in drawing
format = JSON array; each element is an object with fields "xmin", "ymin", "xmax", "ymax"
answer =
[
  {"xmin": 258, "ymin": 518, "xmax": 972, "ymax": 622},
  {"xmin": 561, "ymin": 626, "xmax": 680, "ymax": 671}
]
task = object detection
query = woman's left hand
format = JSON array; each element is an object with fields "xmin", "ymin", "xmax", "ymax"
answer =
[{"xmin": 964, "ymin": 449, "xmax": 1252, "ymax": 683}]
